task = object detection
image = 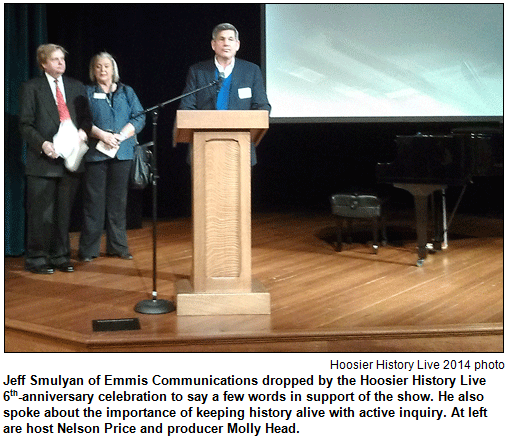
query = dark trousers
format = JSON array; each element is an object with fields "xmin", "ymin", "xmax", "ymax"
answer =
[
  {"xmin": 79, "ymin": 159, "xmax": 132, "ymax": 258},
  {"xmin": 25, "ymin": 172, "xmax": 80, "ymax": 269}
]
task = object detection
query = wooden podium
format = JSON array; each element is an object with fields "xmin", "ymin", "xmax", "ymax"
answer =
[{"xmin": 174, "ymin": 110, "xmax": 271, "ymax": 315}]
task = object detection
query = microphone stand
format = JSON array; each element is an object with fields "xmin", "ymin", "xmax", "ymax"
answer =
[{"xmin": 133, "ymin": 79, "xmax": 219, "ymax": 314}]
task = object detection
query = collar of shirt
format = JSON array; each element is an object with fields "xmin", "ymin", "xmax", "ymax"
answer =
[
  {"xmin": 45, "ymin": 72, "xmax": 66, "ymax": 102},
  {"xmin": 214, "ymin": 56, "xmax": 235, "ymax": 79}
]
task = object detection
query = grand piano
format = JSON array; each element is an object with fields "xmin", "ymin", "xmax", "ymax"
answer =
[{"xmin": 377, "ymin": 128, "xmax": 503, "ymax": 266}]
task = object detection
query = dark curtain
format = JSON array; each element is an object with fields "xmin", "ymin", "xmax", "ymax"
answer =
[{"xmin": 4, "ymin": 4, "xmax": 47, "ymax": 255}]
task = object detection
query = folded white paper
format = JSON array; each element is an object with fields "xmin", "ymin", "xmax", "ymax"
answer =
[{"xmin": 96, "ymin": 141, "xmax": 119, "ymax": 158}]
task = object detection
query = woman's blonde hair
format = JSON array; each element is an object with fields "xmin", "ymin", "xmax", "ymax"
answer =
[{"xmin": 89, "ymin": 52, "xmax": 120, "ymax": 83}]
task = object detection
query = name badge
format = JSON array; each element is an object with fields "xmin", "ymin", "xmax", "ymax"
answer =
[
  {"xmin": 93, "ymin": 92, "xmax": 107, "ymax": 99},
  {"xmin": 238, "ymin": 87, "xmax": 252, "ymax": 99}
]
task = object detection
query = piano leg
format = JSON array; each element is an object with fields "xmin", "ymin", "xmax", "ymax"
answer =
[
  {"xmin": 413, "ymin": 194, "xmax": 428, "ymax": 266},
  {"xmin": 432, "ymin": 189, "xmax": 445, "ymax": 251},
  {"xmin": 394, "ymin": 184, "xmax": 446, "ymax": 266},
  {"xmin": 441, "ymin": 188, "xmax": 448, "ymax": 249}
]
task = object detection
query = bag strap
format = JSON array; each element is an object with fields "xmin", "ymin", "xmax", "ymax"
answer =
[{"xmin": 122, "ymin": 84, "xmax": 141, "ymax": 145}]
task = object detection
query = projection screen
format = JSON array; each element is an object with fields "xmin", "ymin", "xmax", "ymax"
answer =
[{"xmin": 263, "ymin": 4, "xmax": 503, "ymax": 122}]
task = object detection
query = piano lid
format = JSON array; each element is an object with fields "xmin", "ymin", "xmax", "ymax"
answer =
[{"xmin": 377, "ymin": 131, "xmax": 502, "ymax": 186}]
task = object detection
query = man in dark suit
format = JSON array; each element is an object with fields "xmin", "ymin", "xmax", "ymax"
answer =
[
  {"xmin": 19, "ymin": 44, "xmax": 92, "ymax": 274},
  {"xmin": 179, "ymin": 23, "xmax": 271, "ymax": 165}
]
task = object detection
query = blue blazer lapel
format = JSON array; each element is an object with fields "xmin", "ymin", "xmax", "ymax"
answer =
[
  {"xmin": 229, "ymin": 67, "xmax": 239, "ymax": 109},
  {"xmin": 229, "ymin": 60, "xmax": 247, "ymax": 109}
]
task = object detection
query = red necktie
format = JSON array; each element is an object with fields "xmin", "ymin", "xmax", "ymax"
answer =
[{"xmin": 55, "ymin": 79, "xmax": 71, "ymax": 121}]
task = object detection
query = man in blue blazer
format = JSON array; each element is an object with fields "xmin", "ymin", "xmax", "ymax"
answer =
[
  {"xmin": 19, "ymin": 44, "xmax": 92, "ymax": 274},
  {"xmin": 179, "ymin": 23, "xmax": 271, "ymax": 165}
]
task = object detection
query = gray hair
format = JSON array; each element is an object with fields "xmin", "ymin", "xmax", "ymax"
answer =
[
  {"xmin": 212, "ymin": 23, "xmax": 239, "ymax": 41},
  {"xmin": 89, "ymin": 52, "xmax": 120, "ymax": 83}
]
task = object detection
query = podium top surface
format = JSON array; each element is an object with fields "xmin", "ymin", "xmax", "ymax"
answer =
[{"xmin": 175, "ymin": 110, "xmax": 269, "ymax": 145}]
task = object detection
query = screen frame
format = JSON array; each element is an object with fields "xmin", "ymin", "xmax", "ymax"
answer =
[{"xmin": 260, "ymin": 5, "xmax": 503, "ymax": 125}]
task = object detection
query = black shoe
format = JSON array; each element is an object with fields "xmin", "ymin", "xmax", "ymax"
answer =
[
  {"xmin": 79, "ymin": 255, "xmax": 96, "ymax": 262},
  {"xmin": 27, "ymin": 265, "xmax": 54, "ymax": 275},
  {"xmin": 53, "ymin": 263, "xmax": 74, "ymax": 272},
  {"xmin": 107, "ymin": 252, "xmax": 133, "ymax": 260}
]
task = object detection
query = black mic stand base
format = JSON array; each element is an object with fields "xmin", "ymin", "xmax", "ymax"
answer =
[
  {"xmin": 131, "ymin": 84, "xmax": 219, "ymax": 316},
  {"xmin": 135, "ymin": 292, "xmax": 175, "ymax": 315}
]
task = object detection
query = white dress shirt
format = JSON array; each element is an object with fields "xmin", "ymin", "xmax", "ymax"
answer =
[
  {"xmin": 214, "ymin": 56, "xmax": 235, "ymax": 79},
  {"xmin": 45, "ymin": 72, "xmax": 67, "ymax": 103}
]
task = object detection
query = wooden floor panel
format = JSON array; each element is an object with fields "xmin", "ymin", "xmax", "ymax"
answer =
[{"xmin": 4, "ymin": 211, "xmax": 503, "ymax": 352}]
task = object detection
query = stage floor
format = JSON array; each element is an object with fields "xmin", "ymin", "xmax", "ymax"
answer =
[{"xmin": 4, "ymin": 211, "xmax": 503, "ymax": 352}]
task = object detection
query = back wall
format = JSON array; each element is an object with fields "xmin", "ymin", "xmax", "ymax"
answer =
[{"xmin": 47, "ymin": 4, "xmax": 503, "ymax": 219}]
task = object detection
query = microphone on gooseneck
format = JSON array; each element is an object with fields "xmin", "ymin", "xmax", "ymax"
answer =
[{"xmin": 216, "ymin": 72, "xmax": 225, "ymax": 92}]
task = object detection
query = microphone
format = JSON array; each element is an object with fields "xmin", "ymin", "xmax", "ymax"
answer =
[{"xmin": 216, "ymin": 72, "xmax": 225, "ymax": 91}]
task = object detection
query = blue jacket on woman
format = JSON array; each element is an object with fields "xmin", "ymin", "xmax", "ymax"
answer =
[{"xmin": 85, "ymin": 83, "xmax": 145, "ymax": 161}]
